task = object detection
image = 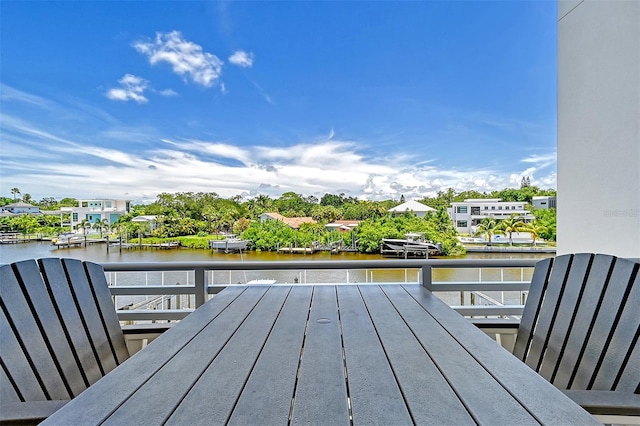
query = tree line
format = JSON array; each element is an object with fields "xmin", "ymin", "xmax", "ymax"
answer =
[{"xmin": 1, "ymin": 185, "xmax": 556, "ymax": 255}]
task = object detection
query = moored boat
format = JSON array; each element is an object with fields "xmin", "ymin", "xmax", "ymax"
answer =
[
  {"xmin": 209, "ymin": 235, "xmax": 249, "ymax": 252},
  {"xmin": 381, "ymin": 232, "xmax": 442, "ymax": 258}
]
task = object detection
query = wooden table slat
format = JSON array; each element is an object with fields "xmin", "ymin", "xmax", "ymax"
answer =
[
  {"xmin": 381, "ymin": 285, "xmax": 538, "ymax": 425},
  {"xmin": 228, "ymin": 286, "xmax": 313, "ymax": 425},
  {"xmin": 102, "ymin": 286, "xmax": 270, "ymax": 425},
  {"xmin": 164, "ymin": 286, "xmax": 291, "ymax": 425},
  {"xmin": 41, "ymin": 283, "xmax": 599, "ymax": 426},
  {"xmin": 290, "ymin": 285, "xmax": 350, "ymax": 425},
  {"xmin": 399, "ymin": 284, "xmax": 601, "ymax": 425},
  {"xmin": 336, "ymin": 285, "xmax": 413, "ymax": 425},
  {"xmin": 357, "ymin": 285, "xmax": 476, "ymax": 425},
  {"xmin": 43, "ymin": 285, "xmax": 250, "ymax": 425}
]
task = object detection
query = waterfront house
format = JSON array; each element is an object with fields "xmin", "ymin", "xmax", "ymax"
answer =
[
  {"xmin": 131, "ymin": 215, "xmax": 158, "ymax": 231},
  {"xmin": 325, "ymin": 220, "xmax": 361, "ymax": 232},
  {"xmin": 68, "ymin": 199, "xmax": 131, "ymax": 231},
  {"xmin": 532, "ymin": 196, "xmax": 556, "ymax": 210},
  {"xmin": 388, "ymin": 200, "xmax": 436, "ymax": 218},
  {"xmin": 447, "ymin": 199, "xmax": 535, "ymax": 235},
  {"xmin": 1, "ymin": 201, "xmax": 41, "ymax": 214},
  {"xmin": 259, "ymin": 212, "xmax": 317, "ymax": 229}
]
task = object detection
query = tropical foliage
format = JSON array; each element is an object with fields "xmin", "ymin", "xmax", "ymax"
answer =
[{"xmin": 1, "ymin": 185, "xmax": 556, "ymax": 252}]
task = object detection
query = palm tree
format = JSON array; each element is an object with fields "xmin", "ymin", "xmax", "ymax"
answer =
[
  {"xmin": 11, "ymin": 188, "xmax": 20, "ymax": 200},
  {"xmin": 523, "ymin": 221, "xmax": 547, "ymax": 246},
  {"xmin": 497, "ymin": 214, "xmax": 526, "ymax": 246},
  {"xmin": 76, "ymin": 218, "xmax": 92, "ymax": 246},
  {"xmin": 94, "ymin": 218, "xmax": 110, "ymax": 238},
  {"xmin": 473, "ymin": 217, "xmax": 498, "ymax": 246}
]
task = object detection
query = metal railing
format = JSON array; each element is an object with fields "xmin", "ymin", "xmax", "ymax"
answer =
[{"xmin": 103, "ymin": 258, "xmax": 540, "ymax": 322}]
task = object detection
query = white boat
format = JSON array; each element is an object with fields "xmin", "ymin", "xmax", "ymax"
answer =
[
  {"xmin": 209, "ymin": 236, "xmax": 249, "ymax": 252},
  {"xmin": 52, "ymin": 232, "xmax": 85, "ymax": 247},
  {"xmin": 381, "ymin": 233, "xmax": 442, "ymax": 257}
]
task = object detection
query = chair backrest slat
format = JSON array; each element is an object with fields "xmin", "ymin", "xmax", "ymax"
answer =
[
  {"xmin": 38, "ymin": 258, "xmax": 104, "ymax": 385},
  {"xmin": 522, "ymin": 255, "xmax": 572, "ymax": 370},
  {"xmin": 518, "ymin": 253, "xmax": 639, "ymax": 393},
  {"xmin": 551, "ymin": 254, "xmax": 616, "ymax": 388},
  {"xmin": 59, "ymin": 259, "xmax": 117, "ymax": 374},
  {"xmin": 1, "ymin": 305, "xmax": 50, "ymax": 402},
  {"xmin": 1, "ymin": 261, "xmax": 74, "ymax": 400},
  {"xmin": 584, "ymin": 259, "xmax": 639, "ymax": 391},
  {"xmin": 1, "ymin": 359, "xmax": 23, "ymax": 403},
  {"xmin": 538, "ymin": 253, "xmax": 594, "ymax": 380},
  {"xmin": 84, "ymin": 260, "xmax": 129, "ymax": 364},
  {"xmin": 512, "ymin": 257, "xmax": 553, "ymax": 360},
  {"xmin": 0, "ymin": 258, "xmax": 129, "ymax": 404},
  {"xmin": 569, "ymin": 256, "xmax": 638, "ymax": 390}
]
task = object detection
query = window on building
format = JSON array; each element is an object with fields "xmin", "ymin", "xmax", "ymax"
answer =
[
  {"xmin": 491, "ymin": 206, "xmax": 495, "ymax": 210},
  {"xmin": 456, "ymin": 221, "xmax": 468, "ymax": 228},
  {"xmin": 72, "ymin": 212, "xmax": 78, "ymax": 221},
  {"xmin": 106, "ymin": 201, "xmax": 112, "ymax": 208},
  {"xmin": 471, "ymin": 207, "xmax": 480, "ymax": 215},
  {"xmin": 456, "ymin": 206, "xmax": 468, "ymax": 214},
  {"xmin": 82, "ymin": 201, "xmax": 88, "ymax": 207},
  {"xmin": 484, "ymin": 206, "xmax": 488, "ymax": 210}
]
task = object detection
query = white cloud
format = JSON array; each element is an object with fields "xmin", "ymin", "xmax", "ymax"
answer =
[
  {"xmin": 228, "ymin": 50, "xmax": 254, "ymax": 68},
  {"xmin": 0, "ymin": 102, "xmax": 557, "ymax": 201},
  {"xmin": 133, "ymin": 31, "xmax": 223, "ymax": 87},
  {"xmin": 106, "ymin": 74, "xmax": 149, "ymax": 103},
  {"xmin": 158, "ymin": 89, "xmax": 178, "ymax": 97}
]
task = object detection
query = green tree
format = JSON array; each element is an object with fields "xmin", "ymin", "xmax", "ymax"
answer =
[
  {"xmin": 76, "ymin": 218, "xmax": 92, "ymax": 246},
  {"xmin": 532, "ymin": 208, "xmax": 557, "ymax": 241},
  {"xmin": 38, "ymin": 197, "xmax": 58, "ymax": 209},
  {"xmin": 496, "ymin": 214, "xmax": 526, "ymax": 246},
  {"xmin": 11, "ymin": 188, "xmax": 20, "ymax": 200},
  {"xmin": 474, "ymin": 217, "xmax": 498, "ymax": 246},
  {"xmin": 523, "ymin": 221, "xmax": 548, "ymax": 246}
]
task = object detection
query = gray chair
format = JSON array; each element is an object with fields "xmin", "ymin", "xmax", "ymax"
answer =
[
  {"xmin": 1, "ymin": 258, "xmax": 135, "ymax": 424},
  {"xmin": 481, "ymin": 253, "xmax": 639, "ymax": 421}
]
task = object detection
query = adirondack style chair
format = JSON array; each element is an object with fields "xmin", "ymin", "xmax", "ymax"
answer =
[
  {"xmin": 1, "ymin": 258, "xmax": 133, "ymax": 424},
  {"xmin": 483, "ymin": 253, "xmax": 640, "ymax": 422}
]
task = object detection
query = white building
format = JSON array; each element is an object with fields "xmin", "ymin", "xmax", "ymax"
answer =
[
  {"xmin": 388, "ymin": 200, "xmax": 436, "ymax": 218},
  {"xmin": 68, "ymin": 199, "xmax": 131, "ymax": 231},
  {"xmin": 532, "ymin": 196, "xmax": 556, "ymax": 210},
  {"xmin": 447, "ymin": 199, "xmax": 535, "ymax": 235},
  {"xmin": 2, "ymin": 202, "xmax": 41, "ymax": 214},
  {"xmin": 557, "ymin": 0, "xmax": 639, "ymax": 257}
]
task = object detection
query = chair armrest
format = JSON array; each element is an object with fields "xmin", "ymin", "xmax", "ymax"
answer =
[
  {"xmin": 0, "ymin": 400, "xmax": 70, "ymax": 425},
  {"xmin": 121, "ymin": 323, "xmax": 174, "ymax": 335},
  {"xmin": 562, "ymin": 390, "xmax": 640, "ymax": 416},
  {"xmin": 470, "ymin": 318, "xmax": 520, "ymax": 329},
  {"xmin": 121, "ymin": 323, "xmax": 174, "ymax": 355}
]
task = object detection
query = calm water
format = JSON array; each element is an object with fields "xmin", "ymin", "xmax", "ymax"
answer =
[
  {"xmin": 0, "ymin": 240, "xmax": 553, "ymax": 265},
  {"xmin": 1, "ymin": 241, "xmax": 553, "ymax": 308}
]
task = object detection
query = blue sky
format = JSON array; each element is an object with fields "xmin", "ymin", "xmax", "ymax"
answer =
[{"xmin": 1, "ymin": 1, "xmax": 557, "ymax": 203}]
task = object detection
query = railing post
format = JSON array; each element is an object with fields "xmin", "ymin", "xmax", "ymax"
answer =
[
  {"xmin": 420, "ymin": 265, "xmax": 433, "ymax": 290},
  {"xmin": 195, "ymin": 267, "xmax": 206, "ymax": 307}
]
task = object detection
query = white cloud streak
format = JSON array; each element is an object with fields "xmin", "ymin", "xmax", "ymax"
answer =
[
  {"xmin": 106, "ymin": 74, "xmax": 149, "ymax": 103},
  {"xmin": 133, "ymin": 31, "xmax": 224, "ymax": 87},
  {"xmin": 228, "ymin": 50, "xmax": 254, "ymax": 68},
  {"xmin": 1, "ymin": 121, "xmax": 557, "ymax": 202},
  {"xmin": 1, "ymin": 86, "xmax": 557, "ymax": 202}
]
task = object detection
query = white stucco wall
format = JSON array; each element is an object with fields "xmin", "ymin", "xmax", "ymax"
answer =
[{"xmin": 557, "ymin": 0, "xmax": 640, "ymax": 257}]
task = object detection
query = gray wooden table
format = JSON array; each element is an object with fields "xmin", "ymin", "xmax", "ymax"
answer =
[{"xmin": 43, "ymin": 284, "xmax": 600, "ymax": 425}]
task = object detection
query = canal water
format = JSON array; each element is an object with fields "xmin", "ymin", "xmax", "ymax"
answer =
[
  {"xmin": 0, "ymin": 240, "xmax": 554, "ymax": 265},
  {"xmin": 1, "ymin": 241, "xmax": 553, "ymax": 309}
]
